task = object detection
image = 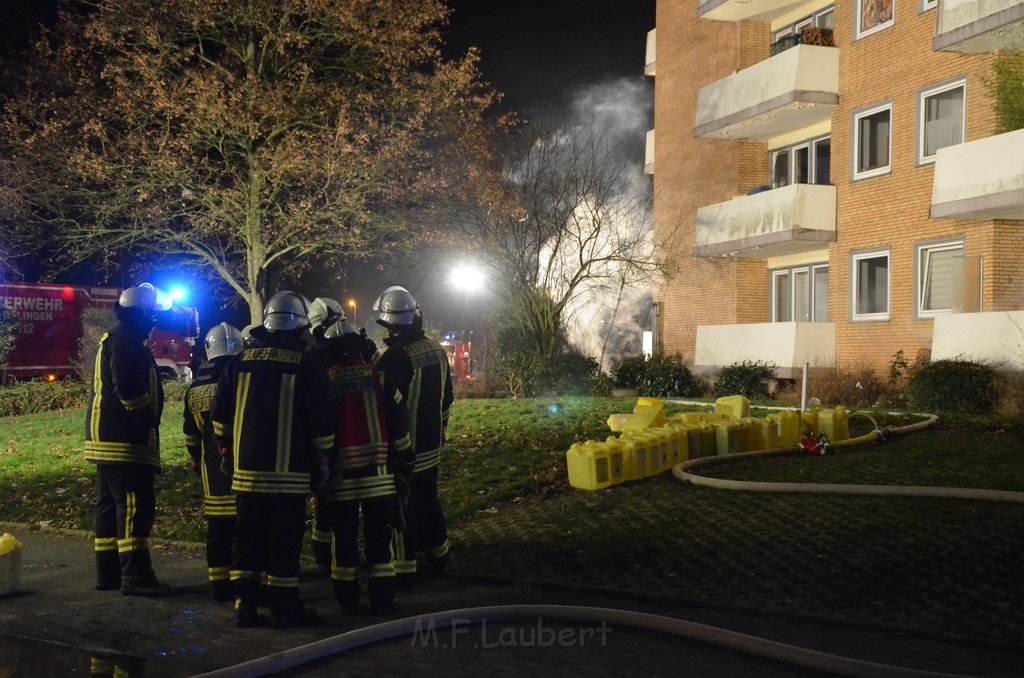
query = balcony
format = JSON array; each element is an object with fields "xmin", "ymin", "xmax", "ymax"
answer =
[
  {"xmin": 695, "ymin": 322, "xmax": 836, "ymax": 376},
  {"xmin": 933, "ymin": 0, "xmax": 1024, "ymax": 53},
  {"xmin": 932, "ymin": 311, "xmax": 1024, "ymax": 369},
  {"xmin": 645, "ymin": 28, "xmax": 656, "ymax": 76},
  {"xmin": 694, "ymin": 183, "xmax": 836, "ymax": 258},
  {"xmin": 698, "ymin": 0, "xmax": 814, "ymax": 23},
  {"xmin": 930, "ymin": 128, "xmax": 1024, "ymax": 221},
  {"xmin": 694, "ymin": 44, "xmax": 839, "ymax": 140},
  {"xmin": 645, "ymin": 129, "xmax": 655, "ymax": 175}
]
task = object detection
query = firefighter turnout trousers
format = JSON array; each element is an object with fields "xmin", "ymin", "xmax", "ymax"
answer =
[
  {"xmin": 320, "ymin": 466, "xmax": 398, "ymax": 612},
  {"xmin": 230, "ymin": 493, "xmax": 307, "ymax": 614},
  {"xmin": 93, "ymin": 464, "xmax": 159, "ymax": 590}
]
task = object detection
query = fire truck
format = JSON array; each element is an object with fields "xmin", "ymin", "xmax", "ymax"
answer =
[
  {"xmin": 0, "ymin": 282, "xmax": 199, "ymax": 383},
  {"xmin": 440, "ymin": 330, "xmax": 473, "ymax": 381}
]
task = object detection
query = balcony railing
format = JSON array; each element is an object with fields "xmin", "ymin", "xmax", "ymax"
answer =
[
  {"xmin": 694, "ymin": 44, "xmax": 839, "ymax": 140},
  {"xmin": 933, "ymin": 0, "xmax": 1024, "ymax": 53},
  {"xmin": 645, "ymin": 28, "xmax": 656, "ymax": 76},
  {"xmin": 698, "ymin": 0, "xmax": 814, "ymax": 23},
  {"xmin": 645, "ymin": 129, "xmax": 655, "ymax": 175},
  {"xmin": 930, "ymin": 127, "xmax": 1024, "ymax": 221},
  {"xmin": 932, "ymin": 311, "xmax": 1024, "ymax": 369},
  {"xmin": 695, "ymin": 322, "xmax": 836, "ymax": 376},
  {"xmin": 694, "ymin": 183, "xmax": 836, "ymax": 258},
  {"xmin": 770, "ymin": 27, "xmax": 834, "ymax": 56}
]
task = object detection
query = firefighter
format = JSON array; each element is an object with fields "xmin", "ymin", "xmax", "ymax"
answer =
[
  {"xmin": 371, "ymin": 285, "xmax": 454, "ymax": 585},
  {"xmin": 318, "ymin": 320, "xmax": 413, "ymax": 614},
  {"xmin": 183, "ymin": 322, "xmax": 243, "ymax": 601},
  {"xmin": 211, "ymin": 291, "xmax": 335, "ymax": 629},
  {"xmin": 85, "ymin": 283, "xmax": 172, "ymax": 597},
  {"xmin": 306, "ymin": 296, "xmax": 345, "ymax": 571}
]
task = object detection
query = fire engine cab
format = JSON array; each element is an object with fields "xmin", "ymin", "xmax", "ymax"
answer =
[{"xmin": 0, "ymin": 282, "xmax": 199, "ymax": 382}]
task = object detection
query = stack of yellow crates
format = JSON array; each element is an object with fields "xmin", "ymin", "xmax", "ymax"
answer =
[{"xmin": 566, "ymin": 395, "xmax": 850, "ymax": 490}]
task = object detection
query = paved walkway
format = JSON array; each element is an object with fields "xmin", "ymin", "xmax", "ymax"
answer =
[{"xmin": 0, "ymin": 523, "xmax": 1022, "ymax": 677}]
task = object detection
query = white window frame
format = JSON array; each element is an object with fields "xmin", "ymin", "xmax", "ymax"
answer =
[
  {"xmin": 851, "ymin": 249, "xmax": 890, "ymax": 322},
  {"xmin": 773, "ymin": 5, "xmax": 835, "ymax": 42},
  {"xmin": 853, "ymin": 102, "xmax": 892, "ymax": 181},
  {"xmin": 855, "ymin": 0, "xmax": 895, "ymax": 41},
  {"xmin": 771, "ymin": 263, "xmax": 828, "ymax": 322},
  {"xmin": 916, "ymin": 239, "xmax": 964, "ymax": 319},
  {"xmin": 918, "ymin": 78, "xmax": 966, "ymax": 165},
  {"xmin": 921, "ymin": 0, "xmax": 937, "ymax": 12},
  {"xmin": 771, "ymin": 135, "xmax": 831, "ymax": 188}
]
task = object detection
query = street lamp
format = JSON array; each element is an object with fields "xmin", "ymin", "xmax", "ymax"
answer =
[{"xmin": 347, "ymin": 298, "xmax": 357, "ymax": 323}]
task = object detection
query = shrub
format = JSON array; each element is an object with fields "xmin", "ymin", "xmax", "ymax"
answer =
[
  {"xmin": 983, "ymin": 50, "xmax": 1024, "ymax": 133},
  {"xmin": 612, "ymin": 356, "xmax": 647, "ymax": 388},
  {"xmin": 0, "ymin": 380, "xmax": 89, "ymax": 417},
  {"xmin": 492, "ymin": 351, "xmax": 540, "ymax": 399},
  {"xmin": 640, "ymin": 353, "xmax": 703, "ymax": 398},
  {"xmin": 713, "ymin": 360, "xmax": 776, "ymax": 400},
  {"xmin": 535, "ymin": 349, "xmax": 600, "ymax": 396},
  {"xmin": 589, "ymin": 371, "xmax": 614, "ymax": 397},
  {"xmin": 816, "ymin": 367, "xmax": 887, "ymax": 408},
  {"xmin": 994, "ymin": 371, "xmax": 1024, "ymax": 418},
  {"xmin": 906, "ymin": 358, "xmax": 997, "ymax": 414}
]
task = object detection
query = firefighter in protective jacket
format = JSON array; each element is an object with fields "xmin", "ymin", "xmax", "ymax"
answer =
[
  {"xmin": 318, "ymin": 320, "xmax": 412, "ymax": 614},
  {"xmin": 183, "ymin": 322, "xmax": 243, "ymax": 601},
  {"xmin": 211, "ymin": 291, "xmax": 335, "ymax": 628},
  {"xmin": 306, "ymin": 296, "xmax": 345, "ymax": 571},
  {"xmin": 85, "ymin": 283, "xmax": 172, "ymax": 597},
  {"xmin": 372, "ymin": 285, "xmax": 454, "ymax": 582}
]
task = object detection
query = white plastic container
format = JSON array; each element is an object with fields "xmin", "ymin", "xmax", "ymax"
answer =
[{"xmin": 0, "ymin": 532, "xmax": 24, "ymax": 595}]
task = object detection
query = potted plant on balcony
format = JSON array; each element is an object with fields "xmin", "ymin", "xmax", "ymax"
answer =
[{"xmin": 800, "ymin": 26, "xmax": 834, "ymax": 47}]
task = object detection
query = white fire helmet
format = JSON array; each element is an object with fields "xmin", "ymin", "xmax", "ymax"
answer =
[
  {"xmin": 118, "ymin": 283, "xmax": 171, "ymax": 312},
  {"xmin": 308, "ymin": 297, "xmax": 344, "ymax": 331},
  {"xmin": 323, "ymin": 320, "xmax": 360, "ymax": 341},
  {"xmin": 240, "ymin": 324, "xmax": 260, "ymax": 348},
  {"xmin": 372, "ymin": 285, "xmax": 421, "ymax": 329},
  {"xmin": 262, "ymin": 290, "xmax": 309, "ymax": 332},
  {"xmin": 204, "ymin": 322, "xmax": 243, "ymax": 360}
]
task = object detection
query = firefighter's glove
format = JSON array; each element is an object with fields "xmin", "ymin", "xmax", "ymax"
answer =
[
  {"xmin": 218, "ymin": 446, "xmax": 233, "ymax": 478},
  {"xmin": 310, "ymin": 455, "xmax": 331, "ymax": 493},
  {"xmin": 190, "ymin": 459, "xmax": 201, "ymax": 477},
  {"xmin": 394, "ymin": 462, "xmax": 414, "ymax": 502}
]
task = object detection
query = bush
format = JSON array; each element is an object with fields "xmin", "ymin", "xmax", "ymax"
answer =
[
  {"xmin": 994, "ymin": 371, "xmax": 1024, "ymax": 418},
  {"xmin": 492, "ymin": 350, "xmax": 540, "ymax": 399},
  {"xmin": 713, "ymin": 360, "xmax": 775, "ymax": 400},
  {"xmin": 612, "ymin": 356, "xmax": 647, "ymax": 389},
  {"xmin": 816, "ymin": 367, "xmax": 887, "ymax": 408},
  {"xmin": 640, "ymin": 353, "xmax": 703, "ymax": 398},
  {"xmin": 535, "ymin": 349, "xmax": 600, "ymax": 396},
  {"xmin": 0, "ymin": 380, "xmax": 89, "ymax": 417},
  {"xmin": 906, "ymin": 359, "xmax": 997, "ymax": 414}
]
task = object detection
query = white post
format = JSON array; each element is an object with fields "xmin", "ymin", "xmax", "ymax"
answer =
[{"xmin": 800, "ymin": 362, "xmax": 809, "ymax": 411}]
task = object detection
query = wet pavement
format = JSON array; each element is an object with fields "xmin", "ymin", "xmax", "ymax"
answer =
[{"xmin": 1, "ymin": 522, "xmax": 1023, "ymax": 677}]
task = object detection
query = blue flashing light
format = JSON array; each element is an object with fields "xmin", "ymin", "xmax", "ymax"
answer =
[{"xmin": 170, "ymin": 287, "xmax": 187, "ymax": 302}]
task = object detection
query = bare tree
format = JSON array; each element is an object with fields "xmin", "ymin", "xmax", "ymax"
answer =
[
  {"xmin": 0, "ymin": 0, "xmax": 500, "ymax": 322},
  {"xmin": 464, "ymin": 113, "xmax": 664, "ymax": 359}
]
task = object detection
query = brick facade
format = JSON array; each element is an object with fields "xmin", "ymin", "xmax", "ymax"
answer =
[{"xmin": 652, "ymin": 0, "xmax": 1024, "ymax": 373}]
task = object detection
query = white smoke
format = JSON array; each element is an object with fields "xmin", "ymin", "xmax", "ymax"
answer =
[{"xmin": 552, "ymin": 76, "xmax": 654, "ymax": 373}]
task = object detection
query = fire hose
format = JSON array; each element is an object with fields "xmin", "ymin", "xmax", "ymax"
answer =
[{"xmin": 672, "ymin": 411, "xmax": 1024, "ymax": 504}]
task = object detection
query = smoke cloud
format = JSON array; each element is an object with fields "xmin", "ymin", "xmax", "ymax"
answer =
[{"xmin": 554, "ymin": 76, "xmax": 654, "ymax": 373}]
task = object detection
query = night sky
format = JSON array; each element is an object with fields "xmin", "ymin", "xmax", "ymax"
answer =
[{"xmin": 2, "ymin": 1, "xmax": 657, "ymax": 333}]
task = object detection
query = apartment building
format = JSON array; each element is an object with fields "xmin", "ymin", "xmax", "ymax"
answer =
[{"xmin": 646, "ymin": 0, "xmax": 1024, "ymax": 378}]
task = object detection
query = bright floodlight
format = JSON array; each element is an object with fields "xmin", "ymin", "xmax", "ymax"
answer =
[
  {"xmin": 170, "ymin": 287, "xmax": 187, "ymax": 301},
  {"xmin": 449, "ymin": 263, "xmax": 485, "ymax": 293}
]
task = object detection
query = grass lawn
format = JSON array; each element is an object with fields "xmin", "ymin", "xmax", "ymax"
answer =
[{"xmin": 2, "ymin": 396, "xmax": 1023, "ymax": 642}]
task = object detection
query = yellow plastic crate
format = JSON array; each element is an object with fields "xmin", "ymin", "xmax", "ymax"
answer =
[
  {"xmin": 566, "ymin": 441, "xmax": 614, "ymax": 491},
  {"xmin": 818, "ymin": 406, "xmax": 851, "ymax": 442},
  {"xmin": 714, "ymin": 395, "xmax": 750, "ymax": 418}
]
